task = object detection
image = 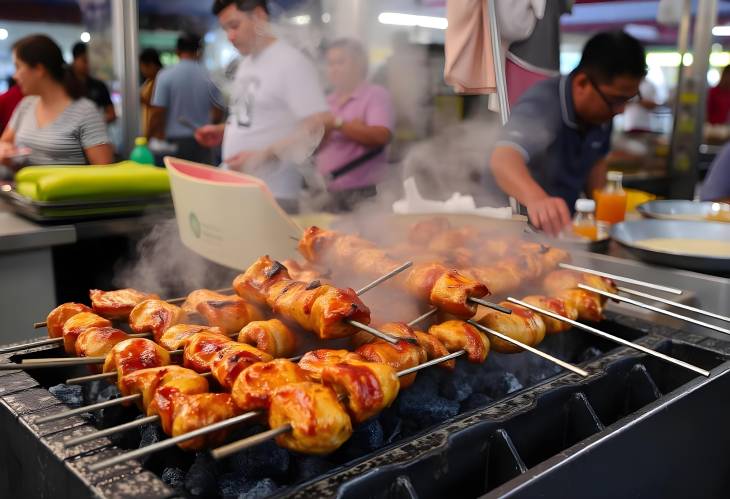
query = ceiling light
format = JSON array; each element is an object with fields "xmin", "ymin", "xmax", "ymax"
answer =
[
  {"xmin": 80, "ymin": 32, "xmax": 91, "ymax": 43},
  {"xmin": 321, "ymin": 12, "xmax": 331, "ymax": 24},
  {"xmin": 712, "ymin": 26, "xmax": 730, "ymax": 36},
  {"xmin": 378, "ymin": 12, "xmax": 448, "ymax": 30},
  {"xmin": 0, "ymin": 29, "xmax": 8, "ymax": 41},
  {"xmin": 290, "ymin": 15, "xmax": 311, "ymax": 26}
]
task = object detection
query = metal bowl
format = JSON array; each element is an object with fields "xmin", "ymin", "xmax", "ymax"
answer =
[
  {"xmin": 637, "ymin": 200, "xmax": 730, "ymax": 222},
  {"xmin": 612, "ymin": 220, "xmax": 730, "ymax": 272}
]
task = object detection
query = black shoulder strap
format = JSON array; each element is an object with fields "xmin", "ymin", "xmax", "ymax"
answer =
[{"xmin": 326, "ymin": 146, "xmax": 385, "ymax": 182}]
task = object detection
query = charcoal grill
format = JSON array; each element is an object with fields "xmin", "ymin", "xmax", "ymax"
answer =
[
  {"xmin": 2, "ymin": 245, "xmax": 729, "ymax": 499},
  {"xmin": 1, "ymin": 304, "xmax": 729, "ymax": 499}
]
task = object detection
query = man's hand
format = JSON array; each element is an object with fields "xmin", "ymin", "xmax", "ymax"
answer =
[
  {"xmin": 224, "ymin": 149, "xmax": 272, "ymax": 171},
  {"xmin": 525, "ymin": 196, "xmax": 572, "ymax": 237},
  {"xmin": 194, "ymin": 124, "xmax": 225, "ymax": 148}
]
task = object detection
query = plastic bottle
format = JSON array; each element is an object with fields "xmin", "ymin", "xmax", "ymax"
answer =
[
  {"xmin": 572, "ymin": 198, "xmax": 598, "ymax": 240},
  {"xmin": 596, "ymin": 171, "xmax": 627, "ymax": 224},
  {"xmin": 129, "ymin": 137, "xmax": 155, "ymax": 165}
]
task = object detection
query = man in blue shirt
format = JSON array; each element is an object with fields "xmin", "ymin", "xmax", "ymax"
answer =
[
  {"xmin": 151, "ymin": 33, "xmax": 224, "ymax": 164},
  {"xmin": 490, "ymin": 31, "xmax": 646, "ymax": 235}
]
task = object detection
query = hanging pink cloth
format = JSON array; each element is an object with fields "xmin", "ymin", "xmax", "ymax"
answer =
[{"xmin": 444, "ymin": 0, "xmax": 496, "ymax": 94}]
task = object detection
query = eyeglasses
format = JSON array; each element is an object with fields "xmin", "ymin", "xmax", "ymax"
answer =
[{"xmin": 588, "ymin": 76, "xmax": 641, "ymax": 112}]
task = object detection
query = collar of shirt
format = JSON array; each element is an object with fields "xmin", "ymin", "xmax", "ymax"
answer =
[{"xmin": 327, "ymin": 82, "xmax": 368, "ymax": 111}]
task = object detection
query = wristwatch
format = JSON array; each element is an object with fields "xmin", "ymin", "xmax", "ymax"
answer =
[{"xmin": 334, "ymin": 117, "xmax": 344, "ymax": 130}]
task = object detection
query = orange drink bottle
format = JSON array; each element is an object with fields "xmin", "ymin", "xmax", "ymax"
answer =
[
  {"xmin": 596, "ymin": 171, "xmax": 627, "ymax": 224},
  {"xmin": 572, "ymin": 198, "xmax": 598, "ymax": 240}
]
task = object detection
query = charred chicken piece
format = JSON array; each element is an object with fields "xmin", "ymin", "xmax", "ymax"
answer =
[
  {"xmin": 405, "ymin": 262, "xmax": 489, "ymax": 318},
  {"xmin": 118, "ymin": 365, "xmax": 204, "ymax": 411},
  {"xmin": 129, "ymin": 299, "xmax": 186, "ymax": 342},
  {"xmin": 74, "ymin": 327, "xmax": 129, "ymax": 358},
  {"xmin": 321, "ymin": 359, "xmax": 400, "ymax": 423},
  {"xmin": 298, "ymin": 349, "xmax": 364, "ymax": 382},
  {"xmin": 209, "ymin": 342, "xmax": 273, "ymax": 390},
  {"xmin": 103, "ymin": 338, "xmax": 171, "ymax": 378},
  {"xmin": 147, "ymin": 368, "xmax": 210, "ymax": 435},
  {"xmin": 521, "ymin": 295, "xmax": 578, "ymax": 334},
  {"xmin": 268, "ymin": 381, "xmax": 353, "ymax": 455},
  {"xmin": 47, "ymin": 302, "xmax": 93, "ymax": 338},
  {"xmin": 478, "ymin": 302, "xmax": 546, "ymax": 353},
  {"xmin": 558, "ymin": 288, "xmax": 604, "ymax": 323},
  {"xmin": 172, "ymin": 393, "xmax": 241, "ymax": 450},
  {"xmin": 428, "ymin": 320, "xmax": 490, "ymax": 363},
  {"xmin": 355, "ymin": 323, "xmax": 424, "ymax": 388},
  {"xmin": 543, "ymin": 270, "xmax": 617, "ymax": 303},
  {"xmin": 182, "ymin": 332, "xmax": 235, "ymax": 373},
  {"xmin": 182, "ymin": 289, "xmax": 264, "ymax": 334},
  {"xmin": 62, "ymin": 312, "xmax": 112, "ymax": 354},
  {"xmin": 237, "ymin": 319, "xmax": 297, "ymax": 358},
  {"xmin": 231, "ymin": 359, "xmax": 309, "ymax": 412},
  {"xmin": 232, "ymin": 255, "xmax": 291, "ymax": 306},
  {"xmin": 413, "ymin": 331, "xmax": 455, "ymax": 369},
  {"xmin": 157, "ymin": 324, "xmax": 225, "ymax": 351},
  {"xmin": 89, "ymin": 288, "xmax": 160, "ymax": 320}
]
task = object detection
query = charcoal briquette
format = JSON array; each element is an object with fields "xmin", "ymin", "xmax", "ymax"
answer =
[
  {"xmin": 227, "ymin": 439, "xmax": 290, "ymax": 482},
  {"xmin": 239, "ymin": 478, "xmax": 280, "ymax": 499},
  {"xmin": 292, "ymin": 455, "xmax": 333, "ymax": 483},
  {"xmin": 461, "ymin": 392, "xmax": 494, "ymax": 412},
  {"xmin": 397, "ymin": 389, "xmax": 459, "ymax": 428},
  {"xmin": 185, "ymin": 452, "xmax": 219, "ymax": 498},
  {"xmin": 439, "ymin": 370, "xmax": 473, "ymax": 402},
  {"xmin": 48, "ymin": 384, "xmax": 83, "ymax": 408},
  {"xmin": 161, "ymin": 466, "xmax": 185, "ymax": 492},
  {"xmin": 578, "ymin": 346, "xmax": 603, "ymax": 363},
  {"xmin": 218, "ymin": 472, "xmax": 249, "ymax": 499}
]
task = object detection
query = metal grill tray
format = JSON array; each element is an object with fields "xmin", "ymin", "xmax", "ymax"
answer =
[
  {"xmin": 277, "ymin": 313, "xmax": 730, "ymax": 499},
  {"xmin": 0, "ymin": 186, "xmax": 173, "ymax": 223},
  {"xmin": 1, "ymin": 312, "xmax": 728, "ymax": 499}
]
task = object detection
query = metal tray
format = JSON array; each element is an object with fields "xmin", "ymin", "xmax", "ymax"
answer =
[
  {"xmin": 611, "ymin": 220, "xmax": 730, "ymax": 272},
  {"xmin": 0, "ymin": 185, "xmax": 173, "ymax": 223},
  {"xmin": 637, "ymin": 200, "xmax": 730, "ymax": 223}
]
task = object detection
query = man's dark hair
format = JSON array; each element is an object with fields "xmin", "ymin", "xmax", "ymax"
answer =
[
  {"xmin": 71, "ymin": 41, "xmax": 87, "ymax": 60},
  {"xmin": 212, "ymin": 0, "xmax": 268, "ymax": 16},
  {"xmin": 139, "ymin": 47, "xmax": 162, "ymax": 67},
  {"xmin": 576, "ymin": 31, "xmax": 647, "ymax": 83},
  {"xmin": 177, "ymin": 33, "xmax": 201, "ymax": 54}
]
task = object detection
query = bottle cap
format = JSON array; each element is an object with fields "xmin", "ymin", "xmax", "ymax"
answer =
[
  {"xmin": 135, "ymin": 137, "xmax": 148, "ymax": 146},
  {"xmin": 575, "ymin": 198, "xmax": 596, "ymax": 212},
  {"xmin": 607, "ymin": 171, "xmax": 623, "ymax": 182}
]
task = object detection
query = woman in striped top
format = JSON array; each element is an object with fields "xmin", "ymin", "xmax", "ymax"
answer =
[{"xmin": 0, "ymin": 34, "xmax": 113, "ymax": 168}]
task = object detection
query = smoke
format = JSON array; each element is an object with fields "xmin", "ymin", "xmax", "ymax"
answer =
[{"xmin": 112, "ymin": 218, "xmax": 236, "ymax": 297}]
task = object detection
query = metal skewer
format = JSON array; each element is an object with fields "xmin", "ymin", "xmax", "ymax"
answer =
[
  {"xmin": 616, "ymin": 286, "xmax": 730, "ymax": 324},
  {"xmin": 211, "ymin": 350, "xmax": 467, "ymax": 460},
  {"xmin": 469, "ymin": 298, "xmax": 513, "ymax": 315},
  {"xmin": 508, "ymin": 296, "xmax": 711, "ymax": 377},
  {"xmin": 578, "ymin": 284, "xmax": 730, "ymax": 337},
  {"xmin": 407, "ymin": 308, "xmax": 439, "ymax": 328},
  {"xmin": 558, "ymin": 263, "xmax": 683, "ymax": 295},
  {"xmin": 466, "ymin": 320, "xmax": 589, "ymax": 377},
  {"xmin": 355, "ymin": 261, "xmax": 412, "ymax": 296},
  {"xmin": 34, "ymin": 394, "xmax": 142, "ymax": 424},
  {"xmin": 0, "ymin": 337, "xmax": 67, "ymax": 355},
  {"xmin": 87, "ymin": 411, "xmax": 262, "ymax": 472}
]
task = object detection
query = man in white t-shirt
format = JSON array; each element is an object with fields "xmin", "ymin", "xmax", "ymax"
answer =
[
  {"xmin": 622, "ymin": 79, "xmax": 659, "ymax": 133},
  {"xmin": 196, "ymin": 0, "xmax": 332, "ymax": 211}
]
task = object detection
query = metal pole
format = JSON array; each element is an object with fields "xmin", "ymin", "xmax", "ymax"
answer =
[
  {"xmin": 668, "ymin": 0, "xmax": 718, "ymax": 199},
  {"xmin": 111, "ymin": 0, "xmax": 140, "ymax": 157}
]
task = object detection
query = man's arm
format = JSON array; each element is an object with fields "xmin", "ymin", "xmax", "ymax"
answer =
[
  {"xmin": 336, "ymin": 120, "xmax": 391, "ymax": 148},
  {"xmin": 490, "ymin": 145, "xmax": 572, "ymax": 236}
]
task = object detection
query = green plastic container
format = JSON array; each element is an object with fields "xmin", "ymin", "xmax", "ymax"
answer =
[{"xmin": 129, "ymin": 137, "xmax": 155, "ymax": 165}]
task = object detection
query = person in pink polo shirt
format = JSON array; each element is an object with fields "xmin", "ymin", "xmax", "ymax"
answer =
[{"xmin": 317, "ymin": 38, "xmax": 395, "ymax": 212}]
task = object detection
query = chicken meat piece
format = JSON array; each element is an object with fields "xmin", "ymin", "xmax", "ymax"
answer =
[
  {"xmin": 209, "ymin": 342, "xmax": 273, "ymax": 390},
  {"xmin": 321, "ymin": 359, "xmax": 400, "ymax": 423},
  {"xmin": 268, "ymin": 382, "xmax": 353, "ymax": 455},
  {"xmin": 147, "ymin": 368, "xmax": 210, "ymax": 434},
  {"xmin": 129, "ymin": 300, "xmax": 186, "ymax": 342},
  {"xmin": 478, "ymin": 302, "xmax": 546, "ymax": 353},
  {"xmin": 413, "ymin": 331, "xmax": 456, "ymax": 369},
  {"xmin": 558, "ymin": 288, "xmax": 604, "ymax": 323},
  {"xmin": 405, "ymin": 263, "xmax": 489, "ymax": 318},
  {"xmin": 46, "ymin": 302, "xmax": 92, "ymax": 339},
  {"xmin": 281, "ymin": 259, "xmax": 323, "ymax": 283},
  {"xmin": 231, "ymin": 359, "xmax": 309, "ymax": 412},
  {"xmin": 62, "ymin": 312, "xmax": 112, "ymax": 354},
  {"xmin": 182, "ymin": 289, "xmax": 264, "ymax": 334},
  {"xmin": 407, "ymin": 217, "xmax": 452, "ymax": 245},
  {"xmin": 464, "ymin": 266, "xmax": 521, "ymax": 297},
  {"xmin": 298, "ymin": 349, "xmax": 364, "ymax": 382},
  {"xmin": 237, "ymin": 319, "xmax": 297, "ymax": 358},
  {"xmin": 521, "ymin": 295, "xmax": 578, "ymax": 334},
  {"xmin": 172, "ymin": 393, "xmax": 241, "ymax": 450},
  {"xmin": 89, "ymin": 288, "xmax": 160, "ymax": 320},
  {"xmin": 232, "ymin": 256, "xmax": 291, "ymax": 305},
  {"xmin": 543, "ymin": 270, "xmax": 617, "ymax": 303},
  {"xmin": 428, "ymin": 320, "xmax": 490, "ymax": 363},
  {"xmin": 74, "ymin": 327, "xmax": 129, "ymax": 358},
  {"xmin": 157, "ymin": 324, "xmax": 225, "ymax": 351},
  {"xmin": 355, "ymin": 323, "xmax": 425, "ymax": 388},
  {"xmin": 102, "ymin": 338, "xmax": 171, "ymax": 378},
  {"xmin": 119, "ymin": 365, "xmax": 203, "ymax": 411},
  {"xmin": 182, "ymin": 331, "xmax": 235, "ymax": 373}
]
